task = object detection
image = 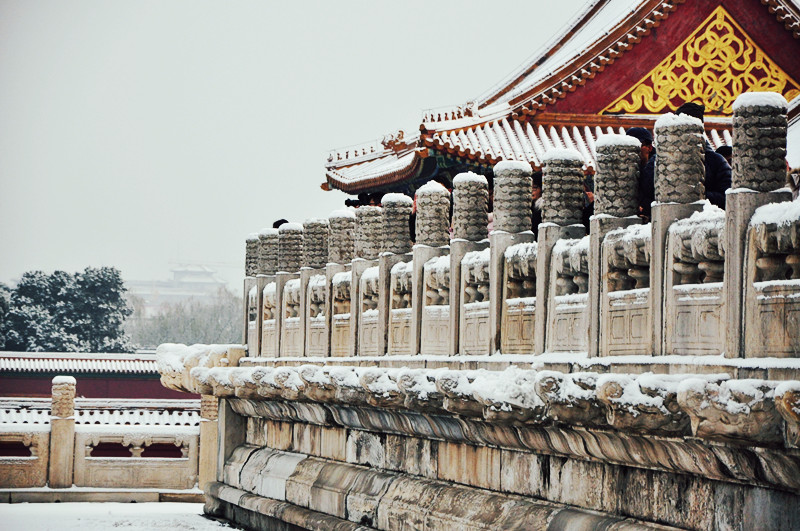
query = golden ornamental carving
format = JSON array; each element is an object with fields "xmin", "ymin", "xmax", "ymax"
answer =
[{"xmin": 603, "ymin": 6, "xmax": 800, "ymax": 115}]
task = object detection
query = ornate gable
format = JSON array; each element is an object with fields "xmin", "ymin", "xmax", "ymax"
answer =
[{"xmin": 603, "ymin": 6, "xmax": 800, "ymax": 115}]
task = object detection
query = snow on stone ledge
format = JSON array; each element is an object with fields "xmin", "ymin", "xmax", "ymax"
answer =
[
  {"xmin": 750, "ymin": 199, "xmax": 800, "ymax": 227},
  {"xmin": 382, "ymin": 193, "xmax": 413, "ymax": 206},
  {"xmin": 543, "ymin": 148, "xmax": 583, "ymax": 162},
  {"xmin": 595, "ymin": 133, "xmax": 640, "ymax": 149},
  {"xmin": 332, "ymin": 271, "xmax": 352, "ymax": 286},
  {"xmin": 391, "ymin": 260, "xmax": 413, "ymax": 275},
  {"xmin": 654, "ymin": 112, "xmax": 702, "ymax": 129},
  {"xmin": 329, "ymin": 208, "xmax": 356, "ymax": 219},
  {"xmin": 258, "ymin": 228, "xmax": 279, "ymax": 237},
  {"xmin": 453, "ymin": 171, "xmax": 488, "ymax": 185},
  {"xmin": 462, "ymin": 247, "xmax": 490, "ymax": 267},
  {"xmin": 52, "ymin": 375, "xmax": 77, "ymax": 385},
  {"xmin": 732, "ymin": 91, "xmax": 788, "ymax": 112},
  {"xmin": 246, "ymin": 233, "xmax": 259, "ymax": 242},
  {"xmin": 424, "ymin": 255, "xmax": 450, "ymax": 273},
  {"xmin": 361, "ymin": 266, "xmax": 380, "ymax": 281}
]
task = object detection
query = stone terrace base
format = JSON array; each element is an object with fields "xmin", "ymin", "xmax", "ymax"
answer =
[
  {"xmin": 206, "ymin": 476, "xmax": 675, "ymax": 531},
  {"xmin": 208, "ymin": 398, "xmax": 800, "ymax": 531},
  {"xmin": 0, "ymin": 487, "xmax": 203, "ymax": 503}
]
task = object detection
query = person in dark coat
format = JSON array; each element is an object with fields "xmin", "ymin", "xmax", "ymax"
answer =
[
  {"xmin": 675, "ymin": 102, "xmax": 732, "ymax": 209},
  {"xmin": 531, "ymin": 171, "xmax": 543, "ymax": 239},
  {"xmin": 625, "ymin": 127, "xmax": 656, "ymax": 221}
]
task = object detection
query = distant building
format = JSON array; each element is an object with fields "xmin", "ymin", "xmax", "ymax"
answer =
[{"xmin": 126, "ymin": 265, "xmax": 228, "ymax": 317}]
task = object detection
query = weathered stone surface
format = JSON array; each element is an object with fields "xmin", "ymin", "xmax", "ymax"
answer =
[
  {"xmin": 415, "ymin": 181, "xmax": 450, "ymax": 246},
  {"xmin": 452, "ymin": 172, "xmax": 489, "ymax": 241},
  {"xmin": 257, "ymin": 228, "xmax": 279, "ymax": 275},
  {"xmin": 329, "ymin": 209, "xmax": 356, "ymax": 264},
  {"xmin": 543, "ymin": 150, "xmax": 584, "ymax": 226},
  {"xmin": 595, "ymin": 135, "xmax": 641, "ymax": 217},
  {"xmin": 278, "ymin": 223, "xmax": 304, "ymax": 272},
  {"xmin": 381, "ymin": 194, "xmax": 413, "ymax": 254},
  {"xmin": 245, "ymin": 233, "xmax": 259, "ymax": 277},
  {"xmin": 493, "ymin": 161, "xmax": 532, "ymax": 233},
  {"xmin": 653, "ymin": 113, "xmax": 705, "ymax": 203},
  {"xmin": 355, "ymin": 206, "xmax": 383, "ymax": 259},
  {"xmin": 732, "ymin": 92, "xmax": 788, "ymax": 191},
  {"xmin": 303, "ymin": 218, "xmax": 330, "ymax": 269}
]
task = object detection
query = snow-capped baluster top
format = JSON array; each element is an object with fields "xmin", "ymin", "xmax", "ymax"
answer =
[
  {"xmin": 245, "ymin": 233, "xmax": 259, "ymax": 277},
  {"xmin": 493, "ymin": 161, "xmax": 532, "ymax": 233},
  {"xmin": 355, "ymin": 206, "xmax": 383, "ymax": 260},
  {"xmin": 542, "ymin": 149, "xmax": 584, "ymax": 226},
  {"xmin": 732, "ymin": 91, "xmax": 788, "ymax": 191},
  {"xmin": 329, "ymin": 209, "xmax": 356, "ymax": 265},
  {"xmin": 382, "ymin": 193, "xmax": 413, "ymax": 254},
  {"xmin": 278, "ymin": 223, "xmax": 304, "ymax": 273},
  {"xmin": 257, "ymin": 228, "xmax": 279, "ymax": 275},
  {"xmin": 453, "ymin": 172, "xmax": 488, "ymax": 241},
  {"xmin": 303, "ymin": 218, "xmax": 330, "ymax": 269},
  {"xmin": 594, "ymin": 134, "xmax": 641, "ymax": 217},
  {"xmin": 52, "ymin": 375, "xmax": 76, "ymax": 418},
  {"xmin": 415, "ymin": 181, "xmax": 451, "ymax": 247},
  {"xmin": 653, "ymin": 113, "xmax": 704, "ymax": 203}
]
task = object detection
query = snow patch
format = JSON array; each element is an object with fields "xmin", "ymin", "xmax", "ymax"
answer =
[{"xmin": 732, "ymin": 91, "xmax": 788, "ymax": 111}]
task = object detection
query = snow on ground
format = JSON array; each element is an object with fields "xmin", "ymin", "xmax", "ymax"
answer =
[{"xmin": 0, "ymin": 502, "xmax": 232, "ymax": 531}]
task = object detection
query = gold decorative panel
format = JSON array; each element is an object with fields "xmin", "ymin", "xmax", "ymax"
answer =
[{"xmin": 603, "ymin": 6, "xmax": 800, "ymax": 115}]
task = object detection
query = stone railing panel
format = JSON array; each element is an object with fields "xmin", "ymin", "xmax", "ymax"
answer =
[
  {"xmin": 460, "ymin": 248, "xmax": 490, "ymax": 355},
  {"xmin": 420, "ymin": 255, "xmax": 451, "ymax": 355},
  {"xmin": 501, "ymin": 242, "xmax": 537, "ymax": 354}
]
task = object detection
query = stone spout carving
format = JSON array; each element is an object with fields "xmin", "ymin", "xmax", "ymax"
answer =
[
  {"xmin": 278, "ymin": 223, "xmax": 304, "ymax": 273},
  {"xmin": 452, "ymin": 172, "xmax": 488, "ymax": 241},
  {"xmin": 731, "ymin": 92, "xmax": 788, "ymax": 191},
  {"xmin": 355, "ymin": 206, "xmax": 383, "ymax": 260},
  {"xmin": 382, "ymin": 194, "xmax": 413, "ymax": 254},
  {"xmin": 303, "ymin": 219, "xmax": 329, "ymax": 269},
  {"xmin": 328, "ymin": 209, "xmax": 356, "ymax": 264},
  {"xmin": 677, "ymin": 378, "xmax": 783, "ymax": 445},
  {"xmin": 534, "ymin": 371, "xmax": 607, "ymax": 428},
  {"xmin": 257, "ymin": 228, "xmax": 279, "ymax": 276},
  {"xmin": 51, "ymin": 376, "xmax": 76, "ymax": 418},
  {"xmin": 653, "ymin": 113, "xmax": 705, "ymax": 203},
  {"xmin": 493, "ymin": 161, "xmax": 532, "ymax": 233},
  {"xmin": 245, "ymin": 233, "xmax": 259, "ymax": 277},
  {"xmin": 415, "ymin": 182, "xmax": 450, "ymax": 247},
  {"xmin": 595, "ymin": 134, "xmax": 641, "ymax": 217},
  {"xmin": 542, "ymin": 149, "xmax": 585, "ymax": 226}
]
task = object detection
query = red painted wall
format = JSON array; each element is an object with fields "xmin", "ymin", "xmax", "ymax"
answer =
[
  {"xmin": 0, "ymin": 374, "xmax": 196, "ymax": 399},
  {"xmin": 548, "ymin": 0, "xmax": 800, "ymax": 114}
]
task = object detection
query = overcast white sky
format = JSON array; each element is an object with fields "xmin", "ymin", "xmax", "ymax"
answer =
[{"xmin": 0, "ymin": 0, "xmax": 588, "ymax": 291}]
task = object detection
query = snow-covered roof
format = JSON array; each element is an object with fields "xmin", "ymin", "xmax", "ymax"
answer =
[
  {"xmin": 326, "ymin": 149, "xmax": 423, "ymax": 193},
  {"xmin": 0, "ymin": 352, "xmax": 159, "ymax": 375}
]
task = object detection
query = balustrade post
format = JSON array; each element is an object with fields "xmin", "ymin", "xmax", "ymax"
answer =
[
  {"xmin": 412, "ymin": 182, "xmax": 451, "ymax": 355},
  {"xmin": 534, "ymin": 150, "xmax": 586, "ymax": 355},
  {"xmin": 590, "ymin": 135, "xmax": 642, "ymax": 357},
  {"xmin": 277, "ymin": 223, "xmax": 303, "ymax": 357},
  {"xmin": 243, "ymin": 233, "xmax": 259, "ymax": 345},
  {"xmin": 257, "ymin": 229, "xmax": 280, "ymax": 357},
  {"xmin": 49, "ymin": 376, "xmax": 76, "ymax": 488},
  {"xmin": 727, "ymin": 92, "xmax": 791, "ymax": 358},
  {"xmin": 651, "ymin": 113, "xmax": 706, "ymax": 355},
  {"xmin": 328, "ymin": 210, "xmax": 356, "ymax": 357},
  {"xmin": 198, "ymin": 395, "xmax": 219, "ymax": 490},
  {"xmin": 451, "ymin": 173, "xmax": 489, "ymax": 355}
]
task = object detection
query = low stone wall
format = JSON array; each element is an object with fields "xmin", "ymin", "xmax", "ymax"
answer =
[{"xmin": 0, "ymin": 377, "xmax": 211, "ymax": 495}]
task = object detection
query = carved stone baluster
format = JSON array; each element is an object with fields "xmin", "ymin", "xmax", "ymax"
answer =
[
  {"xmin": 303, "ymin": 218, "xmax": 330, "ymax": 269},
  {"xmin": 278, "ymin": 223, "xmax": 304, "ymax": 273}
]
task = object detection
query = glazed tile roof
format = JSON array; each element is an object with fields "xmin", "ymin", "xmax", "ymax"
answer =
[
  {"xmin": 424, "ymin": 114, "xmax": 733, "ymax": 171},
  {"xmin": 325, "ymin": 0, "xmax": 800, "ymax": 192},
  {"xmin": 0, "ymin": 352, "xmax": 159, "ymax": 375}
]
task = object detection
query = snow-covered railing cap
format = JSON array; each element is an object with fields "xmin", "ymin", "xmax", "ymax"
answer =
[
  {"xmin": 52, "ymin": 376, "xmax": 76, "ymax": 385},
  {"xmin": 382, "ymin": 193, "xmax": 413, "ymax": 206},
  {"xmin": 750, "ymin": 199, "xmax": 800, "ymax": 227},
  {"xmin": 246, "ymin": 233, "xmax": 260, "ymax": 242},
  {"xmin": 732, "ymin": 91, "xmax": 789, "ymax": 112},
  {"xmin": 279, "ymin": 222, "xmax": 304, "ymax": 232},
  {"xmin": 654, "ymin": 112, "xmax": 703, "ymax": 129},
  {"xmin": 416, "ymin": 181, "xmax": 449, "ymax": 195},
  {"xmin": 494, "ymin": 160, "xmax": 533, "ymax": 174},
  {"xmin": 453, "ymin": 171, "xmax": 488, "ymax": 185},
  {"xmin": 304, "ymin": 218, "xmax": 328, "ymax": 226},
  {"xmin": 543, "ymin": 148, "xmax": 583, "ymax": 162},
  {"xmin": 596, "ymin": 133, "xmax": 640, "ymax": 149},
  {"xmin": 258, "ymin": 228, "xmax": 279, "ymax": 237},
  {"xmin": 329, "ymin": 208, "xmax": 356, "ymax": 219}
]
